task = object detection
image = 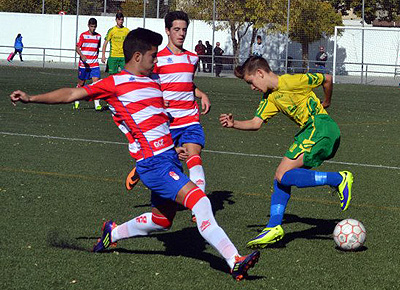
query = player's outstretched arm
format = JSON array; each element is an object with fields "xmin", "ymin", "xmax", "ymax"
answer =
[
  {"xmin": 194, "ymin": 87, "xmax": 211, "ymax": 115},
  {"xmin": 10, "ymin": 87, "xmax": 89, "ymax": 106},
  {"xmin": 219, "ymin": 114, "xmax": 263, "ymax": 131},
  {"xmin": 321, "ymin": 74, "xmax": 333, "ymax": 108}
]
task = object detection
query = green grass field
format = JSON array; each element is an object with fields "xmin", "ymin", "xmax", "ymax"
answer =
[{"xmin": 1, "ymin": 66, "xmax": 399, "ymax": 290}]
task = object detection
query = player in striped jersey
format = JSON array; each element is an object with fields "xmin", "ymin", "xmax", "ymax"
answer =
[
  {"xmin": 74, "ymin": 18, "xmax": 102, "ymax": 111},
  {"xmin": 125, "ymin": 12, "xmax": 210, "ymax": 216},
  {"xmin": 10, "ymin": 28, "xmax": 260, "ymax": 281},
  {"xmin": 220, "ymin": 56, "xmax": 353, "ymax": 249}
]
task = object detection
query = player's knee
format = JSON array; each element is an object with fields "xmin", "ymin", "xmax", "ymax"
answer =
[
  {"xmin": 274, "ymin": 171, "xmax": 284, "ymax": 183},
  {"xmin": 152, "ymin": 213, "xmax": 173, "ymax": 229}
]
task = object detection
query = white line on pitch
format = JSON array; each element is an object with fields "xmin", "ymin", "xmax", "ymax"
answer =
[{"xmin": 1, "ymin": 131, "xmax": 399, "ymax": 171}]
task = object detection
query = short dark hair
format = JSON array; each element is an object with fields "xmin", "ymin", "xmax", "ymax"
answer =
[
  {"xmin": 123, "ymin": 28, "xmax": 163, "ymax": 63},
  {"xmin": 116, "ymin": 12, "xmax": 124, "ymax": 19},
  {"xmin": 256, "ymin": 35, "xmax": 261, "ymax": 40},
  {"xmin": 165, "ymin": 11, "xmax": 189, "ymax": 29},
  {"xmin": 88, "ymin": 18, "xmax": 97, "ymax": 26},
  {"xmin": 234, "ymin": 56, "xmax": 271, "ymax": 79}
]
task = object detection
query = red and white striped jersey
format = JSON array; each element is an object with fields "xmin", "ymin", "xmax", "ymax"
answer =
[
  {"xmin": 77, "ymin": 31, "xmax": 101, "ymax": 69},
  {"xmin": 83, "ymin": 70, "xmax": 174, "ymax": 161},
  {"xmin": 154, "ymin": 47, "xmax": 199, "ymax": 129}
]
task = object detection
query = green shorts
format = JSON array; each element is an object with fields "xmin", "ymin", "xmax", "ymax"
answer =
[
  {"xmin": 107, "ymin": 57, "xmax": 125, "ymax": 75},
  {"xmin": 285, "ymin": 114, "xmax": 341, "ymax": 168}
]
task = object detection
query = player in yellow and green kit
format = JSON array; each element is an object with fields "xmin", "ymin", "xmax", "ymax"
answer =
[
  {"xmin": 219, "ymin": 56, "xmax": 354, "ymax": 249},
  {"xmin": 101, "ymin": 12, "xmax": 130, "ymax": 75}
]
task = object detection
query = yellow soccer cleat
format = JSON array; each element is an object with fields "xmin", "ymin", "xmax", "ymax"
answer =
[
  {"xmin": 337, "ymin": 171, "xmax": 353, "ymax": 211},
  {"xmin": 246, "ymin": 225, "xmax": 284, "ymax": 249}
]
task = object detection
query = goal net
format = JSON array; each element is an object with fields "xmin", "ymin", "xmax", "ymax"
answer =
[{"xmin": 333, "ymin": 26, "xmax": 400, "ymax": 86}]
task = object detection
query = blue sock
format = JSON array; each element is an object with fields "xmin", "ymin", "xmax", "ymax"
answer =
[
  {"xmin": 280, "ymin": 168, "xmax": 342, "ymax": 188},
  {"xmin": 266, "ymin": 180, "xmax": 291, "ymax": 228}
]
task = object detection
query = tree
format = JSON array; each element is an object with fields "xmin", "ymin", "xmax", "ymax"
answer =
[
  {"xmin": 288, "ymin": 0, "xmax": 342, "ymax": 67},
  {"xmin": 351, "ymin": 0, "xmax": 400, "ymax": 23},
  {"xmin": 122, "ymin": 0, "xmax": 175, "ymax": 18},
  {"xmin": 181, "ymin": 0, "xmax": 282, "ymax": 65}
]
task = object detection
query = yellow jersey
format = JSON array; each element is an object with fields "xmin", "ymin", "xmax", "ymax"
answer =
[
  {"xmin": 255, "ymin": 73, "xmax": 328, "ymax": 127},
  {"xmin": 105, "ymin": 26, "xmax": 130, "ymax": 58}
]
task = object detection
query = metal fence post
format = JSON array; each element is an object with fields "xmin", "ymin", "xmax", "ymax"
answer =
[{"xmin": 43, "ymin": 48, "xmax": 45, "ymax": 68}]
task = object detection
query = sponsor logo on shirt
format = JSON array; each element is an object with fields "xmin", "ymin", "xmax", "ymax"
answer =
[
  {"xmin": 167, "ymin": 57, "xmax": 173, "ymax": 63},
  {"xmin": 153, "ymin": 139, "xmax": 164, "ymax": 148},
  {"xmin": 129, "ymin": 76, "xmax": 135, "ymax": 82}
]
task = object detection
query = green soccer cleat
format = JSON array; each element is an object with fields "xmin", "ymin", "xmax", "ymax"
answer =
[
  {"xmin": 95, "ymin": 105, "xmax": 102, "ymax": 111},
  {"xmin": 246, "ymin": 225, "xmax": 284, "ymax": 249},
  {"xmin": 73, "ymin": 101, "xmax": 79, "ymax": 110},
  {"xmin": 337, "ymin": 171, "xmax": 353, "ymax": 211}
]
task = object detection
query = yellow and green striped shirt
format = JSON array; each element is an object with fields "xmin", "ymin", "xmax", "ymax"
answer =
[
  {"xmin": 105, "ymin": 26, "xmax": 130, "ymax": 58},
  {"xmin": 255, "ymin": 73, "xmax": 328, "ymax": 127}
]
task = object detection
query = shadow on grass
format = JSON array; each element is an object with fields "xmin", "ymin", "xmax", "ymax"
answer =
[
  {"xmin": 48, "ymin": 190, "xmax": 264, "ymax": 279},
  {"xmin": 132, "ymin": 190, "xmax": 235, "ymax": 216},
  {"xmin": 247, "ymin": 214, "xmax": 341, "ymax": 248}
]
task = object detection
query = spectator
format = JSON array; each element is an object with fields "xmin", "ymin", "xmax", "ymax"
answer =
[
  {"xmin": 205, "ymin": 41, "xmax": 213, "ymax": 72},
  {"xmin": 315, "ymin": 46, "xmax": 328, "ymax": 73},
  {"xmin": 8, "ymin": 34, "xmax": 23, "ymax": 62},
  {"xmin": 194, "ymin": 40, "xmax": 206, "ymax": 72},
  {"xmin": 214, "ymin": 42, "xmax": 224, "ymax": 77},
  {"xmin": 252, "ymin": 35, "xmax": 264, "ymax": 57}
]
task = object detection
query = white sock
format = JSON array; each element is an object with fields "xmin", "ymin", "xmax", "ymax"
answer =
[
  {"xmin": 192, "ymin": 197, "xmax": 239, "ymax": 269},
  {"xmin": 94, "ymin": 99, "xmax": 100, "ymax": 108},
  {"xmin": 111, "ymin": 212, "xmax": 166, "ymax": 242},
  {"xmin": 186, "ymin": 155, "xmax": 206, "ymax": 192}
]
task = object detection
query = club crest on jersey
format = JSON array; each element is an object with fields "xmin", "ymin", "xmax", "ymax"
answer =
[
  {"xmin": 169, "ymin": 171, "xmax": 180, "ymax": 180},
  {"xmin": 167, "ymin": 57, "xmax": 173, "ymax": 63}
]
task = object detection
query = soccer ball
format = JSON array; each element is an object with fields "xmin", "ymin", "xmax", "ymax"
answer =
[{"xmin": 333, "ymin": 219, "xmax": 366, "ymax": 251}]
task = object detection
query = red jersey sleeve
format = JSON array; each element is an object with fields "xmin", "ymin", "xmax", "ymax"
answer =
[
  {"xmin": 77, "ymin": 33, "xmax": 84, "ymax": 48},
  {"xmin": 83, "ymin": 76, "xmax": 115, "ymax": 101}
]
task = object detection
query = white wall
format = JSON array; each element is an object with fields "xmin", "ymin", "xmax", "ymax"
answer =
[{"xmin": 1, "ymin": 12, "xmax": 399, "ymax": 76}]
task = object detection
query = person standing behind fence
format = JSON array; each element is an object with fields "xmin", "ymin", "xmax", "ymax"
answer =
[
  {"xmin": 195, "ymin": 40, "xmax": 206, "ymax": 72},
  {"xmin": 214, "ymin": 42, "xmax": 224, "ymax": 77},
  {"xmin": 252, "ymin": 35, "xmax": 264, "ymax": 57},
  {"xmin": 315, "ymin": 46, "xmax": 328, "ymax": 73},
  {"xmin": 101, "ymin": 12, "xmax": 130, "ymax": 75},
  {"xmin": 74, "ymin": 18, "xmax": 102, "ymax": 110},
  {"xmin": 8, "ymin": 34, "xmax": 23, "ymax": 62},
  {"xmin": 205, "ymin": 41, "xmax": 213, "ymax": 72}
]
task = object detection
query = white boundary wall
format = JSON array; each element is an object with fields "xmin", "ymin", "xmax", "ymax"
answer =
[{"xmin": 1, "ymin": 12, "xmax": 398, "ymax": 78}]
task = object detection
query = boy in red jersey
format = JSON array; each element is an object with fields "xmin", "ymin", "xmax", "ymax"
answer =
[
  {"xmin": 126, "ymin": 12, "xmax": 210, "ymax": 210},
  {"xmin": 74, "ymin": 18, "xmax": 102, "ymax": 111},
  {"xmin": 10, "ymin": 28, "xmax": 260, "ymax": 281}
]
